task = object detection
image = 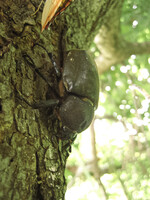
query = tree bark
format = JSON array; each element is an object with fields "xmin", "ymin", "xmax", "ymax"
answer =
[{"xmin": 0, "ymin": 0, "xmax": 130, "ymax": 199}]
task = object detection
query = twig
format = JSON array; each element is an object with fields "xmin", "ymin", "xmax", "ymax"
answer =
[
  {"xmin": 90, "ymin": 118, "xmax": 109, "ymax": 200},
  {"xmin": 32, "ymin": 0, "xmax": 44, "ymax": 16}
]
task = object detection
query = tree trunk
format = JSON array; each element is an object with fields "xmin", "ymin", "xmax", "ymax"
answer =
[{"xmin": 0, "ymin": 0, "xmax": 120, "ymax": 199}]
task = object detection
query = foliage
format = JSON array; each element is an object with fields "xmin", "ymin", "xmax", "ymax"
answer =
[{"xmin": 121, "ymin": 0, "xmax": 150, "ymax": 42}]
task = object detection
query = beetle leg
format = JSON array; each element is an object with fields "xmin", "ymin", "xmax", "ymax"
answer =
[
  {"xmin": 48, "ymin": 53, "xmax": 61, "ymax": 77},
  {"xmin": 23, "ymin": 54, "xmax": 53, "ymax": 88},
  {"xmin": 62, "ymin": 136, "xmax": 77, "ymax": 151},
  {"xmin": 32, "ymin": 99, "xmax": 59, "ymax": 108},
  {"xmin": 16, "ymin": 90, "xmax": 59, "ymax": 109},
  {"xmin": 48, "ymin": 52, "xmax": 66, "ymax": 97},
  {"xmin": 23, "ymin": 53, "xmax": 60, "ymax": 98}
]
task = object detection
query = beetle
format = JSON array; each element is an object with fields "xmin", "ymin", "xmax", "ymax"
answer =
[
  {"xmin": 51, "ymin": 50, "xmax": 99, "ymax": 139},
  {"xmin": 22, "ymin": 50, "xmax": 99, "ymax": 140}
]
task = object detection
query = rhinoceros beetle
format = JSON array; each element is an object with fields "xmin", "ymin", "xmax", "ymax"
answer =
[
  {"xmin": 51, "ymin": 50, "xmax": 99, "ymax": 139},
  {"xmin": 22, "ymin": 50, "xmax": 99, "ymax": 140}
]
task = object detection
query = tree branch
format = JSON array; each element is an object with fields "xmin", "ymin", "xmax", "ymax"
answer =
[{"xmin": 94, "ymin": 0, "xmax": 150, "ymax": 74}]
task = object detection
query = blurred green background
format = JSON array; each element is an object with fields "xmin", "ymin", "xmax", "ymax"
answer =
[{"xmin": 65, "ymin": 0, "xmax": 150, "ymax": 199}]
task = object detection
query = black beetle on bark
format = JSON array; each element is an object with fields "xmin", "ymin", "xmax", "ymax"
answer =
[{"xmin": 20, "ymin": 50, "xmax": 99, "ymax": 140}]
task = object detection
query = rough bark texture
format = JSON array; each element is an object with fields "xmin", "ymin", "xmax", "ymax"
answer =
[{"xmin": 0, "ymin": 0, "xmax": 128, "ymax": 199}]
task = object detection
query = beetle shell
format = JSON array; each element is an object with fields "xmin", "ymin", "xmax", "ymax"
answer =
[
  {"xmin": 59, "ymin": 95, "xmax": 94, "ymax": 133},
  {"xmin": 62, "ymin": 50, "xmax": 99, "ymax": 109}
]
